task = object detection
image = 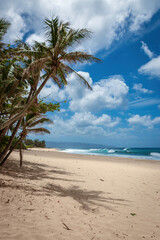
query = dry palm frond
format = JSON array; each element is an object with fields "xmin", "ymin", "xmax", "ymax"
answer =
[
  {"xmin": 28, "ymin": 128, "xmax": 50, "ymax": 134},
  {"xmin": 27, "ymin": 117, "xmax": 53, "ymax": 128},
  {"xmin": 22, "ymin": 57, "xmax": 49, "ymax": 80},
  {"xmin": 60, "ymin": 51, "xmax": 101, "ymax": 64}
]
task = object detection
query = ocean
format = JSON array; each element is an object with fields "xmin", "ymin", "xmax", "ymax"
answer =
[
  {"xmin": 46, "ymin": 142, "xmax": 160, "ymax": 161},
  {"xmin": 60, "ymin": 148, "xmax": 160, "ymax": 161}
]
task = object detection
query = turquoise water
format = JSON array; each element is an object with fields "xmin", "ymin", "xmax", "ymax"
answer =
[{"xmin": 61, "ymin": 148, "xmax": 160, "ymax": 160}]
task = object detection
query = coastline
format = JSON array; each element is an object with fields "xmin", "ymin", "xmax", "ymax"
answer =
[
  {"xmin": 0, "ymin": 149, "xmax": 160, "ymax": 240},
  {"xmin": 26, "ymin": 147, "xmax": 160, "ymax": 164}
]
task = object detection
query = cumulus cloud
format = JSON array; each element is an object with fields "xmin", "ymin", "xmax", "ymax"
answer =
[
  {"xmin": 49, "ymin": 112, "xmax": 120, "ymax": 136},
  {"xmin": 40, "ymin": 72, "xmax": 129, "ymax": 112},
  {"xmin": 26, "ymin": 33, "xmax": 45, "ymax": 45},
  {"xmin": 2, "ymin": 9, "xmax": 26, "ymax": 42},
  {"xmin": 141, "ymin": 41, "xmax": 154, "ymax": 59},
  {"xmin": 1, "ymin": 0, "xmax": 160, "ymax": 53},
  {"xmin": 68, "ymin": 75, "xmax": 129, "ymax": 112},
  {"xmin": 39, "ymin": 79, "xmax": 66, "ymax": 102},
  {"xmin": 132, "ymin": 83, "xmax": 153, "ymax": 93},
  {"xmin": 128, "ymin": 114, "xmax": 160, "ymax": 128},
  {"xmin": 138, "ymin": 56, "xmax": 160, "ymax": 78}
]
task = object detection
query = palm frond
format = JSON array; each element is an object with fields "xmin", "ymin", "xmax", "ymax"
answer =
[
  {"xmin": 15, "ymin": 49, "xmax": 42, "ymax": 59},
  {"xmin": 59, "ymin": 51, "xmax": 101, "ymax": 64},
  {"xmin": 0, "ymin": 18, "xmax": 10, "ymax": 42},
  {"xmin": 57, "ymin": 67, "xmax": 68, "ymax": 85},
  {"xmin": 22, "ymin": 57, "xmax": 49, "ymax": 80},
  {"xmin": 44, "ymin": 17, "xmax": 59, "ymax": 47},
  {"xmin": 60, "ymin": 28, "xmax": 91, "ymax": 51},
  {"xmin": 60, "ymin": 63, "xmax": 92, "ymax": 90},
  {"xmin": 33, "ymin": 41, "xmax": 52, "ymax": 58},
  {"xmin": 50, "ymin": 74, "xmax": 62, "ymax": 88},
  {"xmin": 27, "ymin": 117, "xmax": 53, "ymax": 127},
  {"xmin": 45, "ymin": 17, "xmax": 71, "ymax": 51},
  {"xmin": 14, "ymin": 40, "xmax": 31, "ymax": 51},
  {"xmin": 28, "ymin": 127, "xmax": 50, "ymax": 134}
]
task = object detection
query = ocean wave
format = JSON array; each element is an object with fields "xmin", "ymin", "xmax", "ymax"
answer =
[
  {"xmin": 60, "ymin": 148, "xmax": 160, "ymax": 160},
  {"xmin": 123, "ymin": 148, "xmax": 128, "ymax": 151},
  {"xmin": 62, "ymin": 149, "xmax": 88, "ymax": 153},
  {"xmin": 150, "ymin": 152, "xmax": 160, "ymax": 158},
  {"xmin": 108, "ymin": 149, "xmax": 115, "ymax": 153}
]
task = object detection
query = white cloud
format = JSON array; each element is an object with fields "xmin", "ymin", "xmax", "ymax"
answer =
[
  {"xmin": 129, "ymin": 98, "xmax": 160, "ymax": 108},
  {"xmin": 49, "ymin": 112, "xmax": 120, "ymax": 137},
  {"xmin": 26, "ymin": 33, "xmax": 45, "ymax": 45},
  {"xmin": 39, "ymin": 79, "xmax": 66, "ymax": 102},
  {"xmin": 138, "ymin": 56, "xmax": 160, "ymax": 78},
  {"xmin": 1, "ymin": 0, "xmax": 160, "ymax": 53},
  {"xmin": 2, "ymin": 9, "xmax": 26, "ymax": 42},
  {"xmin": 40, "ymin": 72, "xmax": 129, "ymax": 112},
  {"xmin": 68, "ymin": 75, "xmax": 129, "ymax": 112},
  {"xmin": 141, "ymin": 41, "xmax": 154, "ymax": 59},
  {"xmin": 132, "ymin": 83, "xmax": 153, "ymax": 93},
  {"xmin": 128, "ymin": 114, "xmax": 160, "ymax": 128}
]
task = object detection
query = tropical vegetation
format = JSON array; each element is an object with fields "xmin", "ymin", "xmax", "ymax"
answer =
[{"xmin": 0, "ymin": 16, "xmax": 100, "ymax": 166}]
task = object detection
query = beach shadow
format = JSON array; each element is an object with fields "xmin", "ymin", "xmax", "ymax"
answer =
[
  {"xmin": 0, "ymin": 159, "xmax": 130, "ymax": 211},
  {"xmin": 0, "ymin": 158, "xmax": 83, "ymax": 183},
  {"xmin": 44, "ymin": 184, "xmax": 129, "ymax": 211}
]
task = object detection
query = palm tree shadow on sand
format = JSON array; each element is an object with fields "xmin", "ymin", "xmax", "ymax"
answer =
[
  {"xmin": 0, "ymin": 159, "xmax": 130, "ymax": 211},
  {"xmin": 45, "ymin": 184, "xmax": 130, "ymax": 211}
]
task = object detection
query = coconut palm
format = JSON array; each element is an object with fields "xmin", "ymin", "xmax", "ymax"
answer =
[
  {"xmin": 0, "ymin": 113, "xmax": 52, "ymax": 166},
  {"xmin": 0, "ymin": 16, "xmax": 101, "ymax": 131},
  {"xmin": 0, "ymin": 58, "xmax": 30, "ymax": 161}
]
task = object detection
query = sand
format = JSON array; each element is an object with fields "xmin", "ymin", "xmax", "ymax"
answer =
[{"xmin": 0, "ymin": 149, "xmax": 160, "ymax": 240}]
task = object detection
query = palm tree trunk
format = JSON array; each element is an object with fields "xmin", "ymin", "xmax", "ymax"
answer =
[
  {"xmin": 19, "ymin": 141, "xmax": 23, "ymax": 167},
  {"xmin": 0, "ymin": 71, "xmax": 53, "ymax": 131},
  {"xmin": 0, "ymin": 135, "xmax": 23, "ymax": 166},
  {"xmin": 0, "ymin": 127, "xmax": 9, "ymax": 145},
  {"xmin": 0, "ymin": 118, "xmax": 22, "ymax": 165}
]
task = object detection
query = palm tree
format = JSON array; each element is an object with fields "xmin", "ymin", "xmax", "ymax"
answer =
[
  {"xmin": 19, "ymin": 114, "xmax": 52, "ymax": 167},
  {"xmin": 0, "ymin": 58, "xmax": 29, "ymax": 161},
  {"xmin": 0, "ymin": 113, "xmax": 52, "ymax": 166},
  {"xmin": 0, "ymin": 16, "xmax": 101, "ymax": 131}
]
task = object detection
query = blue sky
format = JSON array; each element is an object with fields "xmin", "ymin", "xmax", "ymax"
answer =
[{"xmin": 1, "ymin": 0, "xmax": 160, "ymax": 147}]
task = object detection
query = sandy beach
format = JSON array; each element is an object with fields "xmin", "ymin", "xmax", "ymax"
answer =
[{"xmin": 0, "ymin": 149, "xmax": 160, "ymax": 240}]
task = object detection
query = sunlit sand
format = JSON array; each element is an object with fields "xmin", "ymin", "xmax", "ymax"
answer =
[{"xmin": 0, "ymin": 149, "xmax": 160, "ymax": 240}]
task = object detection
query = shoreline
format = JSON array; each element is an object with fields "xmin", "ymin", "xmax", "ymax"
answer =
[
  {"xmin": 1, "ymin": 149, "xmax": 160, "ymax": 240},
  {"xmin": 26, "ymin": 147, "xmax": 160, "ymax": 165}
]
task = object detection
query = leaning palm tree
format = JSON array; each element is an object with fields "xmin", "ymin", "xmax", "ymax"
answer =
[
  {"xmin": 0, "ymin": 113, "xmax": 52, "ymax": 166},
  {"xmin": 0, "ymin": 58, "xmax": 30, "ymax": 161},
  {"xmin": 0, "ymin": 16, "xmax": 101, "ymax": 131}
]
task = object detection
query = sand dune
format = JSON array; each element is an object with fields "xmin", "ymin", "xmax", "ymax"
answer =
[{"xmin": 0, "ymin": 149, "xmax": 160, "ymax": 240}]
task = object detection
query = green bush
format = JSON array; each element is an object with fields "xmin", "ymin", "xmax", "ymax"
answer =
[
  {"xmin": 24, "ymin": 139, "xmax": 46, "ymax": 148},
  {"xmin": 0, "ymin": 136, "xmax": 26, "ymax": 152}
]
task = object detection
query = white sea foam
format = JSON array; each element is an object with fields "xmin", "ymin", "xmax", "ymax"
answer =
[
  {"xmin": 61, "ymin": 149, "xmax": 90, "ymax": 154},
  {"xmin": 150, "ymin": 152, "xmax": 160, "ymax": 158},
  {"xmin": 123, "ymin": 148, "xmax": 128, "ymax": 151},
  {"xmin": 108, "ymin": 149, "xmax": 115, "ymax": 153},
  {"xmin": 60, "ymin": 148, "xmax": 160, "ymax": 160}
]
